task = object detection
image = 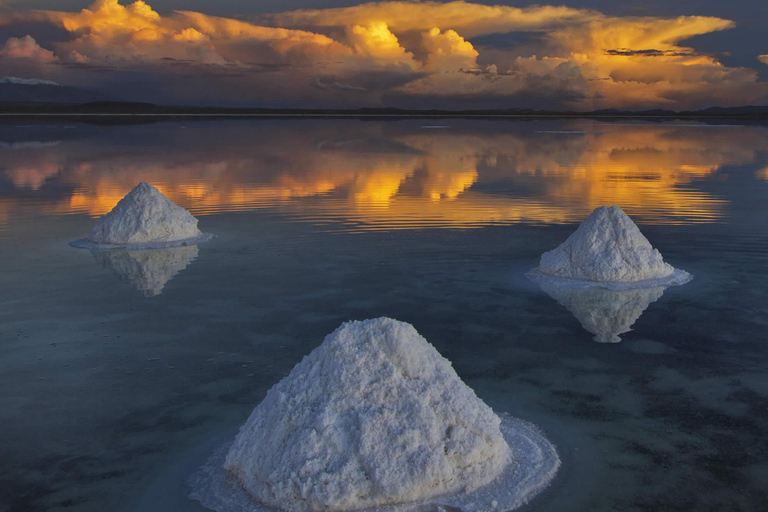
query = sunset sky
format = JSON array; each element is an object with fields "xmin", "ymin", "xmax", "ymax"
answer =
[{"xmin": 1, "ymin": 0, "xmax": 767, "ymax": 109}]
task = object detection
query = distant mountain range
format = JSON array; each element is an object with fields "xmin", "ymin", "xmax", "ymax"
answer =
[
  {"xmin": 0, "ymin": 77, "xmax": 113, "ymax": 105},
  {"xmin": 1, "ymin": 76, "xmax": 767, "ymax": 118}
]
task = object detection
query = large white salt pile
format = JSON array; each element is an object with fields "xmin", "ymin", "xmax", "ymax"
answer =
[
  {"xmin": 190, "ymin": 318, "xmax": 560, "ymax": 512},
  {"xmin": 86, "ymin": 182, "xmax": 203, "ymax": 246},
  {"xmin": 224, "ymin": 318, "xmax": 511, "ymax": 512},
  {"xmin": 537, "ymin": 206, "xmax": 685, "ymax": 284}
]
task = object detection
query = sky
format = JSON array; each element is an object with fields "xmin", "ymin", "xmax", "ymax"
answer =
[{"xmin": 0, "ymin": 0, "xmax": 767, "ymax": 110}]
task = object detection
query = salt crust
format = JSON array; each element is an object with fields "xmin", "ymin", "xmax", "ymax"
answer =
[
  {"xmin": 526, "ymin": 267, "xmax": 692, "ymax": 291},
  {"xmin": 190, "ymin": 318, "xmax": 560, "ymax": 512},
  {"xmin": 70, "ymin": 233, "xmax": 213, "ymax": 251},
  {"xmin": 79, "ymin": 182, "xmax": 206, "ymax": 248},
  {"xmin": 189, "ymin": 415, "xmax": 560, "ymax": 512},
  {"xmin": 536, "ymin": 206, "xmax": 682, "ymax": 284}
]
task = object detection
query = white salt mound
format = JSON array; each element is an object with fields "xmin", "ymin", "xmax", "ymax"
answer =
[
  {"xmin": 539, "ymin": 205, "xmax": 675, "ymax": 283},
  {"xmin": 224, "ymin": 318, "xmax": 513, "ymax": 512},
  {"xmin": 87, "ymin": 182, "xmax": 202, "ymax": 245}
]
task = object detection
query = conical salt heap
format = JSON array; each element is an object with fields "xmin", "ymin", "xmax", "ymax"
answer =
[
  {"xmin": 224, "ymin": 318, "xmax": 512, "ymax": 512},
  {"xmin": 87, "ymin": 182, "xmax": 202, "ymax": 245},
  {"xmin": 539, "ymin": 206, "xmax": 674, "ymax": 282}
]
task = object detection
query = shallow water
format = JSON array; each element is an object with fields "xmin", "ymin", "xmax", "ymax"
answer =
[{"xmin": 1, "ymin": 118, "xmax": 767, "ymax": 512}]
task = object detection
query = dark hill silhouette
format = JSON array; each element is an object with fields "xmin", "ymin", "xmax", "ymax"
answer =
[{"xmin": 0, "ymin": 98, "xmax": 766, "ymax": 120}]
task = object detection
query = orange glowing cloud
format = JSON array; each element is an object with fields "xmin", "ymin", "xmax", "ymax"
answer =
[
  {"xmin": 1, "ymin": 0, "xmax": 767, "ymax": 109},
  {"xmin": 260, "ymin": 1, "xmax": 599, "ymax": 37}
]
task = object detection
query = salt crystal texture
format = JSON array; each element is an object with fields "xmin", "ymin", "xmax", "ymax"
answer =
[
  {"xmin": 224, "ymin": 318, "xmax": 513, "ymax": 512},
  {"xmin": 87, "ymin": 182, "xmax": 202, "ymax": 245},
  {"xmin": 538, "ymin": 206, "xmax": 675, "ymax": 283}
]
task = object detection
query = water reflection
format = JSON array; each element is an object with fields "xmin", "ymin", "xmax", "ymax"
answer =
[
  {"xmin": 1, "ymin": 120, "xmax": 767, "ymax": 231},
  {"xmin": 92, "ymin": 245, "xmax": 199, "ymax": 297},
  {"xmin": 535, "ymin": 281, "xmax": 666, "ymax": 343}
]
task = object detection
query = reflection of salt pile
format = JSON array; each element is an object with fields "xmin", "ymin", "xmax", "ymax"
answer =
[
  {"xmin": 534, "ymin": 205, "xmax": 690, "ymax": 288},
  {"xmin": 537, "ymin": 281, "xmax": 665, "ymax": 343},
  {"xmin": 190, "ymin": 318, "xmax": 560, "ymax": 512},
  {"xmin": 92, "ymin": 245, "xmax": 198, "ymax": 297},
  {"xmin": 87, "ymin": 182, "xmax": 202, "ymax": 245}
]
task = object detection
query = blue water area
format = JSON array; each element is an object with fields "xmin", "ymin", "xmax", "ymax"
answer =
[{"xmin": 1, "ymin": 118, "xmax": 767, "ymax": 512}]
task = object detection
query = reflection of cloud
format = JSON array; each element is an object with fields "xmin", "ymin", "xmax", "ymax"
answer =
[
  {"xmin": 92, "ymin": 245, "xmax": 199, "ymax": 297},
  {"xmin": 0, "ymin": 0, "xmax": 766, "ymax": 108},
  {"xmin": 0, "ymin": 121, "xmax": 765, "ymax": 230},
  {"xmin": 536, "ymin": 281, "xmax": 666, "ymax": 342},
  {"xmin": 3, "ymin": 163, "xmax": 60, "ymax": 190},
  {"xmin": 0, "ymin": 200, "xmax": 9, "ymax": 235},
  {"xmin": 756, "ymin": 166, "xmax": 768, "ymax": 180}
]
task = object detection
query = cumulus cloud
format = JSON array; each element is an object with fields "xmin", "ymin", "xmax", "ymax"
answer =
[
  {"xmin": 1, "ymin": 0, "xmax": 766, "ymax": 109},
  {"xmin": 759, "ymin": 55, "xmax": 768, "ymax": 65},
  {"xmin": 0, "ymin": 35, "xmax": 57, "ymax": 63},
  {"xmin": 259, "ymin": 1, "xmax": 600, "ymax": 38}
]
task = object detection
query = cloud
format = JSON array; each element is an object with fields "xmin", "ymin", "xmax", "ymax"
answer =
[
  {"xmin": 0, "ymin": 0, "xmax": 766, "ymax": 109},
  {"xmin": 421, "ymin": 27, "xmax": 478, "ymax": 72},
  {"xmin": 313, "ymin": 77, "xmax": 367, "ymax": 91},
  {"xmin": 604, "ymin": 49, "xmax": 719, "ymax": 58},
  {"xmin": 259, "ymin": 1, "xmax": 600, "ymax": 38},
  {"xmin": 0, "ymin": 35, "xmax": 57, "ymax": 63},
  {"xmin": 759, "ymin": 55, "xmax": 768, "ymax": 65}
]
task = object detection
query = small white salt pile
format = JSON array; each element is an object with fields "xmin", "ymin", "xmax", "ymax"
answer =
[
  {"xmin": 86, "ymin": 182, "xmax": 203, "ymax": 246},
  {"xmin": 534, "ymin": 206, "xmax": 690, "ymax": 287},
  {"xmin": 190, "ymin": 318, "xmax": 560, "ymax": 512}
]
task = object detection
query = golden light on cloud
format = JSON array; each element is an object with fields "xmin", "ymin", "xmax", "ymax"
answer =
[{"xmin": 0, "ymin": 0, "xmax": 766, "ymax": 109}]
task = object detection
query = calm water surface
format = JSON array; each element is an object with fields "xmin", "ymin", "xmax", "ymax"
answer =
[{"xmin": 1, "ymin": 118, "xmax": 767, "ymax": 512}]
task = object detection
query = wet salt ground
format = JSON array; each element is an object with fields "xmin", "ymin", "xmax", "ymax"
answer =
[
  {"xmin": 2, "ymin": 211, "xmax": 767, "ymax": 512},
  {"xmin": 1, "ymin": 120, "xmax": 768, "ymax": 512}
]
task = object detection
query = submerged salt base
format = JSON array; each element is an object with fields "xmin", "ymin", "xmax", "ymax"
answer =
[
  {"xmin": 71, "ymin": 182, "xmax": 212, "ymax": 250},
  {"xmin": 532, "ymin": 205, "xmax": 691, "ymax": 288},
  {"xmin": 190, "ymin": 318, "xmax": 559, "ymax": 512},
  {"xmin": 189, "ymin": 415, "xmax": 559, "ymax": 512},
  {"xmin": 526, "ymin": 266, "xmax": 692, "ymax": 291}
]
